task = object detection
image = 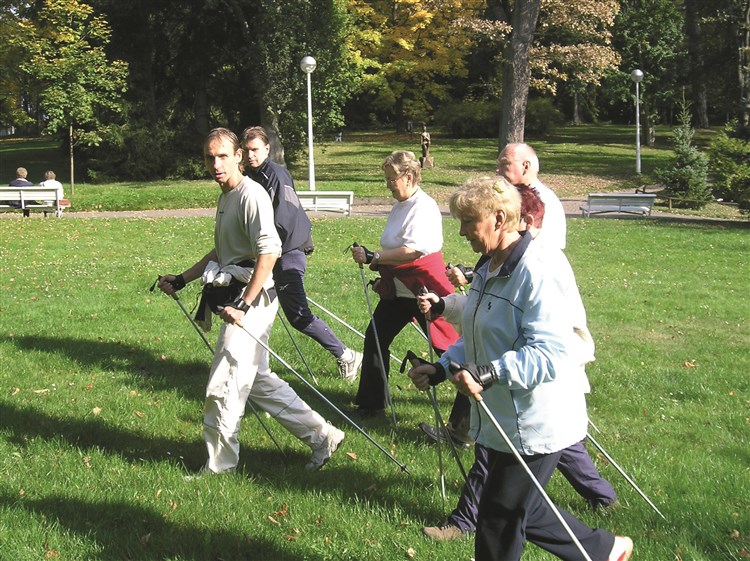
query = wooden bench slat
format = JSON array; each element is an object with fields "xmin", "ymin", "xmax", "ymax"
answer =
[
  {"xmin": 296, "ymin": 190, "xmax": 353, "ymax": 216},
  {"xmin": 580, "ymin": 193, "xmax": 655, "ymax": 218}
]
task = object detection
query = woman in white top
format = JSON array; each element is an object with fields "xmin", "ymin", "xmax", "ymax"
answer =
[
  {"xmin": 349, "ymin": 150, "xmax": 458, "ymax": 417},
  {"xmin": 40, "ymin": 170, "xmax": 64, "ymax": 200}
]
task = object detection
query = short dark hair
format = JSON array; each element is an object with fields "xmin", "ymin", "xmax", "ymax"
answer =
[{"xmin": 241, "ymin": 126, "xmax": 269, "ymax": 146}]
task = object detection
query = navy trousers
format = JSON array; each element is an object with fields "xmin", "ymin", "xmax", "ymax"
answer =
[
  {"xmin": 476, "ymin": 448, "xmax": 614, "ymax": 561},
  {"xmin": 448, "ymin": 440, "xmax": 616, "ymax": 533},
  {"xmin": 274, "ymin": 249, "xmax": 345, "ymax": 358}
]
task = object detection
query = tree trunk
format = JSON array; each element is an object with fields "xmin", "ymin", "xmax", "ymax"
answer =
[
  {"xmin": 735, "ymin": 0, "xmax": 750, "ymax": 127},
  {"xmin": 685, "ymin": 0, "xmax": 710, "ymax": 128},
  {"xmin": 498, "ymin": 0, "xmax": 543, "ymax": 149},
  {"xmin": 69, "ymin": 124, "xmax": 75, "ymax": 196},
  {"xmin": 572, "ymin": 89, "xmax": 581, "ymax": 125}
]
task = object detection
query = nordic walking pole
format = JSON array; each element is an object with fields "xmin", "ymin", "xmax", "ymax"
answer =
[
  {"xmin": 232, "ymin": 318, "xmax": 410, "ymax": 474},
  {"xmin": 449, "ymin": 362, "xmax": 594, "ymax": 561},
  {"xmin": 351, "ymin": 243, "xmax": 398, "ymax": 433},
  {"xmin": 307, "ymin": 296, "xmax": 404, "ymax": 366},
  {"xmin": 407, "ymin": 321, "xmax": 476, "ymax": 503},
  {"xmin": 587, "ymin": 432, "xmax": 666, "ymax": 520},
  {"xmin": 276, "ymin": 311, "xmax": 319, "ymax": 385},
  {"xmin": 149, "ymin": 278, "xmax": 286, "ymax": 458},
  {"xmin": 307, "ymin": 296, "xmax": 367, "ymax": 339},
  {"xmin": 418, "ymin": 289, "xmax": 446, "ymax": 510}
]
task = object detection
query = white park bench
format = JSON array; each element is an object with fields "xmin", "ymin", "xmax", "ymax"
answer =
[
  {"xmin": 297, "ymin": 190, "xmax": 354, "ymax": 216},
  {"xmin": 0, "ymin": 186, "xmax": 71, "ymax": 217},
  {"xmin": 580, "ymin": 193, "xmax": 656, "ymax": 218}
]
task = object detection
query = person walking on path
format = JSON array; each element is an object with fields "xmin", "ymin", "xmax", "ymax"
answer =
[
  {"xmin": 241, "ymin": 126, "xmax": 363, "ymax": 382},
  {"xmin": 347, "ymin": 150, "xmax": 459, "ymax": 418},
  {"xmin": 417, "ymin": 184, "xmax": 617, "ymax": 542},
  {"xmin": 409, "ymin": 176, "xmax": 632, "ymax": 561},
  {"xmin": 158, "ymin": 127, "xmax": 344, "ymax": 474}
]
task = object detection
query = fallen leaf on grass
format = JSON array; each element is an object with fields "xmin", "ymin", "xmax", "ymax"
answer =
[
  {"xmin": 92, "ymin": 407, "xmax": 102, "ymax": 416},
  {"xmin": 83, "ymin": 456, "xmax": 92, "ymax": 468},
  {"xmin": 33, "ymin": 389, "xmax": 49, "ymax": 395},
  {"xmin": 44, "ymin": 549, "xmax": 60, "ymax": 559},
  {"xmin": 140, "ymin": 533, "xmax": 151, "ymax": 544},
  {"xmin": 267, "ymin": 515, "xmax": 280, "ymax": 526},
  {"xmin": 683, "ymin": 360, "xmax": 696, "ymax": 368},
  {"xmin": 274, "ymin": 503, "xmax": 289, "ymax": 517},
  {"xmin": 406, "ymin": 547, "xmax": 416, "ymax": 559},
  {"xmin": 284, "ymin": 535, "xmax": 297, "ymax": 541},
  {"xmin": 11, "ymin": 387, "xmax": 20, "ymax": 396},
  {"xmin": 346, "ymin": 452, "xmax": 358, "ymax": 460},
  {"xmin": 133, "ymin": 410, "xmax": 145, "ymax": 418},
  {"xmin": 731, "ymin": 529, "xmax": 741, "ymax": 539},
  {"xmin": 739, "ymin": 549, "xmax": 749, "ymax": 559}
]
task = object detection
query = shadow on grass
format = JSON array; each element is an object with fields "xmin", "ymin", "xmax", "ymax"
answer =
[
  {"xmin": 0, "ymin": 489, "xmax": 305, "ymax": 561},
  {"xmin": 10, "ymin": 334, "xmax": 207, "ymax": 401}
]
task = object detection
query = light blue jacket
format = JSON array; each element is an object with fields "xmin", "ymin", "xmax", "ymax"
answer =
[{"xmin": 438, "ymin": 233, "xmax": 590, "ymax": 455}]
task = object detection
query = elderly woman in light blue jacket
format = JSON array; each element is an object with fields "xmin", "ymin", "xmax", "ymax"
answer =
[{"xmin": 408, "ymin": 176, "xmax": 632, "ymax": 561}]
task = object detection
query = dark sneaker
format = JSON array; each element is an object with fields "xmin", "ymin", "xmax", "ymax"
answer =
[
  {"xmin": 421, "ymin": 521, "xmax": 465, "ymax": 541},
  {"xmin": 346, "ymin": 407, "xmax": 386, "ymax": 421},
  {"xmin": 418, "ymin": 422, "xmax": 473, "ymax": 449}
]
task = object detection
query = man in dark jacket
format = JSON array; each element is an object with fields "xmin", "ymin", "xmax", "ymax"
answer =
[{"xmin": 241, "ymin": 126, "xmax": 362, "ymax": 381}]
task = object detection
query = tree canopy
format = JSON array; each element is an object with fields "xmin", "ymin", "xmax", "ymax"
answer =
[{"xmin": 0, "ymin": 0, "xmax": 745, "ymax": 181}]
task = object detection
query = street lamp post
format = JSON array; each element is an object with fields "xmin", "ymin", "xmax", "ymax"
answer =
[
  {"xmin": 300, "ymin": 56, "xmax": 317, "ymax": 191},
  {"xmin": 631, "ymin": 69, "xmax": 644, "ymax": 174}
]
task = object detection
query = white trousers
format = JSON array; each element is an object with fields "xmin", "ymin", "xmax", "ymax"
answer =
[{"xmin": 202, "ymin": 291, "xmax": 330, "ymax": 473}]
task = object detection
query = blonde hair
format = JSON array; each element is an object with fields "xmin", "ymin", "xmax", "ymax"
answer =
[
  {"xmin": 382, "ymin": 150, "xmax": 421, "ymax": 184},
  {"xmin": 449, "ymin": 176, "xmax": 521, "ymax": 231}
]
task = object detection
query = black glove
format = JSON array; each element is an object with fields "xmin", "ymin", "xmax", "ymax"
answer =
[
  {"xmin": 449, "ymin": 360, "xmax": 496, "ymax": 390},
  {"xmin": 418, "ymin": 286, "xmax": 445, "ymax": 316},
  {"xmin": 170, "ymin": 274, "xmax": 186, "ymax": 291},
  {"xmin": 431, "ymin": 296, "xmax": 446, "ymax": 316},
  {"xmin": 352, "ymin": 242, "xmax": 375, "ymax": 264},
  {"xmin": 400, "ymin": 350, "xmax": 447, "ymax": 386},
  {"xmin": 456, "ymin": 264, "xmax": 474, "ymax": 283},
  {"xmin": 230, "ymin": 295, "xmax": 250, "ymax": 313},
  {"xmin": 361, "ymin": 244, "xmax": 375, "ymax": 264}
]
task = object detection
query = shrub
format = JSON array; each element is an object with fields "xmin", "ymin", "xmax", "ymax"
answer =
[
  {"xmin": 655, "ymin": 102, "xmax": 711, "ymax": 209},
  {"xmin": 707, "ymin": 121, "xmax": 750, "ymax": 212},
  {"xmin": 434, "ymin": 100, "xmax": 499, "ymax": 138},
  {"xmin": 524, "ymin": 98, "xmax": 564, "ymax": 137}
]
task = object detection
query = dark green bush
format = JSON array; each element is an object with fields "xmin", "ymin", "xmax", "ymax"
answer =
[
  {"xmin": 708, "ymin": 121, "xmax": 750, "ymax": 211},
  {"xmin": 524, "ymin": 98, "xmax": 565, "ymax": 137},
  {"xmin": 435, "ymin": 100, "xmax": 499, "ymax": 138}
]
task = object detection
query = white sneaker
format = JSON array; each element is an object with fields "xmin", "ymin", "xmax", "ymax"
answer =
[
  {"xmin": 337, "ymin": 348, "xmax": 363, "ymax": 382},
  {"xmin": 608, "ymin": 535, "xmax": 633, "ymax": 561},
  {"xmin": 306, "ymin": 426, "xmax": 345, "ymax": 471}
]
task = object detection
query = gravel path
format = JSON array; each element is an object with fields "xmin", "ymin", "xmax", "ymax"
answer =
[{"xmin": 2, "ymin": 195, "xmax": 743, "ymax": 223}]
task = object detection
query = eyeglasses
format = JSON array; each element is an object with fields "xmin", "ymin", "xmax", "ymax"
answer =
[{"xmin": 386, "ymin": 173, "xmax": 407, "ymax": 187}]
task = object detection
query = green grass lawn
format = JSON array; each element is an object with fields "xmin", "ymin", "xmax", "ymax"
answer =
[
  {"xmin": 3, "ymin": 125, "xmax": 741, "ymax": 220},
  {"xmin": 0, "ymin": 214, "xmax": 748, "ymax": 560}
]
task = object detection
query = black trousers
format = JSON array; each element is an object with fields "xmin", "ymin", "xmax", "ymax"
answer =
[
  {"xmin": 476, "ymin": 448, "xmax": 614, "ymax": 561},
  {"xmin": 355, "ymin": 297, "xmax": 443, "ymax": 410}
]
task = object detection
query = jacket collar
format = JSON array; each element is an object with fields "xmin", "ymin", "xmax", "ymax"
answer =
[{"xmin": 496, "ymin": 230, "xmax": 532, "ymax": 278}]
